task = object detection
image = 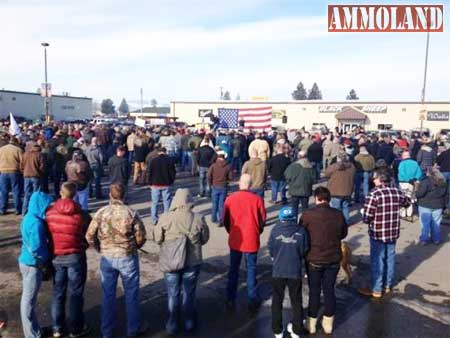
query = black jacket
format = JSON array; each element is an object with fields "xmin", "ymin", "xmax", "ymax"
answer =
[
  {"xmin": 268, "ymin": 154, "xmax": 291, "ymax": 181},
  {"xmin": 148, "ymin": 154, "xmax": 176, "ymax": 186},
  {"xmin": 416, "ymin": 177, "xmax": 447, "ymax": 209},
  {"xmin": 108, "ymin": 155, "xmax": 129, "ymax": 185},
  {"xmin": 307, "ymin": 142, "xmax": 323, "ymax": 163},
  {"xmin": 437, "ymin": 148, "xmax": 450, "ymax": 172},
  {"xmin": 197, "ymin": 146, "xmax": 216, "ymax": 168},
  {"xmin": 377, "ymin": 142, "xmax": 395, "ymax": 165},
  {"xmin": 268, "ymin": 220, "xmax": 309, "ymax": 279},
  {"xmin": 134, "ymin": 144, "xmax": 149, "ymax": 162}
]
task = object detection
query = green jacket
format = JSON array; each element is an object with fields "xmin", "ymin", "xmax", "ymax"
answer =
[{"xmin": 284, "ymin": 159, "xmax": 316, "ymax": 197}]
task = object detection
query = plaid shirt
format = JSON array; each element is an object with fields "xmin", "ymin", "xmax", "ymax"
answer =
[{"xmin": 363, "ymin": 185, "xmax": 411, "ymax": 243}]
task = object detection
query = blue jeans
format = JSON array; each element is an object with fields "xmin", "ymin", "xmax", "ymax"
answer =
[
  {"xmin": 418, "ymin": 206, "xmax": 442, "ymax": 244},
  {"xmin": 20, "ymin": 264, "xmax": 43, "ymax": 338},
  {"xmin": 51, "ymin": 254, "xmax": 87, "ymax": 335},
  {"xmin": 151, "ymin": 186, "xmax": 172, "ymax": 224},
  {"xmin": 227, "ymin": 250, "xmax": 259, "ymax": 303},
  {"xmin": 291, "ymin": 195, "xmax": 309, "ymax": 219},
  {"xmin": 100, "ymin": 254, "xmax": 140, "ymax": 338},
  {"xmin": 442, "ymin": 172, "xmax": 450, "ymax": 210},
  {"xmin": 231, "ymin": 157, "xmax": 242, "ymax": 173},
  {"xmin": 128, "ymin": 151, "xmax": 134, "ymax": 164},
  {"xmin": 198, "ymin": 167, "xmax": 210, "ymax": 196},
  {"xmin": 251, "ymin": 188, "xmax": 264, "ymax": 199},
  {"xmin": 354, "ymin": 171, "xmax": 371, "ymax": 203},
  {"xmin": 180, "ymin": 150, "xmax": 190, "ymax": 171},
  {"xmin": 0, "ymin": 172, "xmax": 22, "ymax": 213},
  {"xmin": 90, "ymin": 164, "xmax": 103, "ymax": 198},
  {"xmin": 270, "ymin": 180, "xmax": 287, "ymax": 203},
  {"xmin": 23, "ymin": 177, "xmax": 41, "ymax": 215},
  {"xmin": 330, "ymin": 197, "xmax": 350, "ymax": 224},
  {"xmin": 74, "ymin": 187, "xmax": 89, "ymax": 211},
  {"xmin": 370, "ymin": 238, "xmax": 396, "ymax": 293},
  {"xmin": 164, "ymin": 265, "xmax": 200, "ymax": 334},
  {"xmin": 311, "ymin": 161, "xmax": 322, "ymax": 181},
  {"xmin": 211, "ymin": 186, "xmax": 227, "ymax": 223}
]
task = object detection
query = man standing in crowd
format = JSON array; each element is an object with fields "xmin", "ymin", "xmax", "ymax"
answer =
[
  {"xmin": 230, "ymin": 133, "xmax": 243, "ymax": 174},
  {"xmin": 0, "ymin": 136, "xmax": 23, "ymax": 215},
  {"xmin": 284, "ymin": 150, "xmax": 316, "ymax": 218},
  {"xmin": 299, "ymin": 187, "xmax": 347, "ymax": 335},
  {"xmin": 268, "ymin": 146, "xmax": 291, "ymax": 205},
  {"xmin": 108, "ymin": 146, "xmax": 130, "ymax": 200},
  {"xmin": 126, "ymin": 129, "xmax": 136, "ymax": 163},
  {"xmin": 242, "ymin": 148, "xmax": 267, "ymax": 199},
  {"xmin": 248, "ymin": 132, "xmax": 270, "ymax": 161},
  {"xmin": 307, "ymin": 135, "xmax": 323, "ymax": 181},
  {"xmin": 353, "ymin": 145, "xmax": 375, "ymax": 204},
  {"xmin": 46, "ymin": 182, "xmax": 91, "ymax": 338},
  {"xmin": 417, "ymin": 136, "xmax": 437, "ymax": 172},
  {"xmin": 223, "ymin": 174, "xmax": 267, "ymax": 312},
  {"xmin": 21, "ymin": 142, "xmax": 45, "ymax": 215},
  {"xmin": 397, "ymin": 150, "xmax": 422, "ymax": 218},
  {"xmin": 268, "ymin": 206, "xmax": 308, "ymax": 338},
  {"xmin": 197, "ymin": 137, "xmax": 216, "ymax": 198},
  {"xmin": 208, "ymin": 151, "xmax": 233, "ymax": 225},
  {"xmin": 65, "ymin": 151, "xmax": 92, "ymax": 211},
  {"xmin": 437, "ymin": 144, "xmax": 450, "ymax": 216},
  {"xmin": 133, "ymin": 133, "xmax": 149, "ymax": 185},
  {"xmin": 85, "ymin": 137, "xmax": 104, "ymax": 200},
  {"xmin": 180, "ymin": 130, "xmax": 191, "ymax": 172},
  {"xmin": 359, "ymin": 168, "xmax": 411, "ymax": 298},
  {"xmin": 325, "ymin": 153, "xmax": 355, "ymax": 224},
  {"xmin": 86, "ymin": 183, "xmax": 147, "ymax": 338},
  {"xmin": 188, "ymin": 132, "xmax": 202, "ymax": 176},
  {"xmin": 148, "ymin": 147, "xmax": 176, "ymax": 225}
]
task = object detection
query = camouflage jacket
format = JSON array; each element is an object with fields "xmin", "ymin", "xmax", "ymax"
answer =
[{"xmin": 86, "ymin": 200, "xmax": 146, "ymax": 258}]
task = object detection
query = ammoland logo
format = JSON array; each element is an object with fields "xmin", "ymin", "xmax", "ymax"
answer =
[{"xmin": 328, "ymin": 4, "xmax": 444, "ymax": 32}]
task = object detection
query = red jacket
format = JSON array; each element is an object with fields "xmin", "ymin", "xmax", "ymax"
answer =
[
  {"xmin": 223, "ymin": 191, "xmax": 266, "ymax": 253},
  {"xmin": 46, "ymin": 199, "xmax": 90, "ymax": 256}
]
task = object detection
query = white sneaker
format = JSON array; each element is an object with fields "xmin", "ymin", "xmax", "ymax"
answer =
[
  {"xmin": 274, "ymin": 333, "xmax": 283, "ymax": 338},
  {"xmin": 287, "ymin": 323, "xmax": 300, "ymax": 338}
]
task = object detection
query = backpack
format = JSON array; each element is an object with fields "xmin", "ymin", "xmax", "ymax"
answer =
[{"xmin": 158, "ymin": 215, "xmax": 193, "ymax": 273}]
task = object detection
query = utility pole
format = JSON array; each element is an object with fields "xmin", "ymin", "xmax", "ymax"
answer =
[
  {"xmin": 419, "ymin": 32, "xmax": 430, "ymax": 135},
  {"xmin": 220, "ymin": 86, "xmax": 223, "ymax": 100},
  {"xmin": 140, "ymin": 88, "xmax": 143, "ymax": 117},
  {"xmin": 41, "ymin": 42, "xmax": 50, "ymax": 124}
]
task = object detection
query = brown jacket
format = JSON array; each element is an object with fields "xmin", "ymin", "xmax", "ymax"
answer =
[
  {"xmin": 354, "ymin": 152, "xmax": 375, "ymax": 172},
  {"xmin": 0, "ymin": 143, "xmax": 23, "ymax": 173},
  {"xmin": 300, "ymin": 203, "xmax": 347, "ymax": 264},
  {"xmin": 207, "ymin": 159, "xmax": 233, "ymax": 188},
  {"xmin": 22, "ymin": 144, "xmax": 45, "ymax": 177},
  {"xmin": 242, "ymin": 158, "xmax": 267, "ymax": 190},
  {"xmin": 325, "ymin": 161, "xmax": 356, "ymax": 197}
]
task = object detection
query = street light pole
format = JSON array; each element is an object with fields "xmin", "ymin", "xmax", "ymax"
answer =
[
  {"xmin": 419, "ymin": 32, "xmax": 430, "ymax": 135},
  {"xmin": 41, "ymin": 42, "xmax": 50, "ymax": 124}
]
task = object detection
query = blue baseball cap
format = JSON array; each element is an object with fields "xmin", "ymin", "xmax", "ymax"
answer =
[{"xmin": 279, "ymin": 207, "xmax": 296, "ymax": 221}]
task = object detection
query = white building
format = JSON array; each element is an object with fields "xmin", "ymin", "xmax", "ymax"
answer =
[
  {"xmin": 0, "ymin": 89, "xmax": 92, "ymax": 121},
  {"xmin": 170, "ymin": 100, "xmax": 450, "ymax": 134}
]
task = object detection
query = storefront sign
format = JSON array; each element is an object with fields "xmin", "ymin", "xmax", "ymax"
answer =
[
  {"xmin": 319, "ymin": 106, "xmax": 342, "ymax": 113},
  {"xmin": 427, "ymin": 111, "xmax": 449, "ymax": 121},
  {"xmin": 272, "ymin": 109, "xmax": 286, "ymax": 119},
  {"xmin": 198, "ymin": 109, "xmax": 213, "ymax": 117},
  {"xmin": 361, "ymin": 105, "xmax": 387, "ymax": 113}
]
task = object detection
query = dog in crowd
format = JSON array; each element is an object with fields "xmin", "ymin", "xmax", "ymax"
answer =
[{"xmin": 340, "ymin": 242, "xmax": 352, "ymax": 284}]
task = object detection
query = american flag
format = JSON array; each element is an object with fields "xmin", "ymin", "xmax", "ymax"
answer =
[{"xmin": 218, "ymin": 106, "xmax": 272, "ymax": 132}]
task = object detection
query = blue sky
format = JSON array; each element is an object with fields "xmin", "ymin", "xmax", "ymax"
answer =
[{"xmin": 1, "ymin": 0, "xmax": 449, "ymax": 109}]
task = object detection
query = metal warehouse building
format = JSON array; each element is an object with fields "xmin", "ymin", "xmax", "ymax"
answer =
[
  {"xmin": 170, "ymin": 100, "xmax": 450, "ymax": 134},
  {"xmin": 0, "ymin": 89, "xmax": 93, "ymax": 121}
]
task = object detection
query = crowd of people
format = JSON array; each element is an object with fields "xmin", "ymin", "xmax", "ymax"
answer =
[{"xmin": 0, "ymin": 120, "xmax": 449, "ymax": 338}]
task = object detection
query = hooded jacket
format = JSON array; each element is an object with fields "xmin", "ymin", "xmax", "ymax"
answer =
[
  {"xmin": 108, "ymin": 155, "xmax": 130, "ymax": 185},
  {"xmin": 416, "ymin": 176, "xmax": 448, "ymax": 209},
  {"xmin": 207, "ymin": 158, "xmax": 233, "ymax": 187},
  {"xmin": 398, "ymin": 158, "xmax": 423, "ymax": 182},
  {"xmin": 325, "ymin": 161, "xmax": 356, "ymax": 197},
  {"xmin": 65, "ymin": 155, "xmax": 92, "ymax": 191},
  {"xmin": 354, "ymin": 152, "xmax": 375, "ymax": 172},
  {"xmin": 284, "ymin": 158, "xmax": 316, "ymax": 197},
  {"xmin": 268, "ymin": 154, "xmax": 291, "ymax": 181},
  {"xmin": 268, "ymin": 220, "xmax": 309, "ymax": 279},
  {"xmin": 242, "ymin": 158, "xmax": 267, "ymax": 190},
  {"xmin": 154, "ymin": 189, "xmax": 209, "ymax": 267},
  {"xmin": 437, "ymin": 148, "xmax": 450, "ymax": 172},
  {"xmin": 18, "ymin": 192, "xmax": 54, "ymax": 266},
  {"xmin": 46, "ymin": 199, "xmax": 91, "ymax": 256},
  {"xmin": 0, "ymin": 143, "xmax": 23, "ymax": 173},
  {"xmin": 248, "ymin": 138, "xmax": 270, "ymax": 161},
  {"xmin": 417, "ymin": 144, "xmax": 437, "ymax": 171},
  {"xmin": 21, "ymin": 144, "xmax": 45, "ymax": 177}
]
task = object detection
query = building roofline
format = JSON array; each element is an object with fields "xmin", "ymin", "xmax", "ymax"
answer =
[
  {"xmin": 0, "ymin": 89, "xmax": 92, "ymax": 100},
  {"xmin": 171, "ymin": 100, "xmax": 450, "ymax": 105}
]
